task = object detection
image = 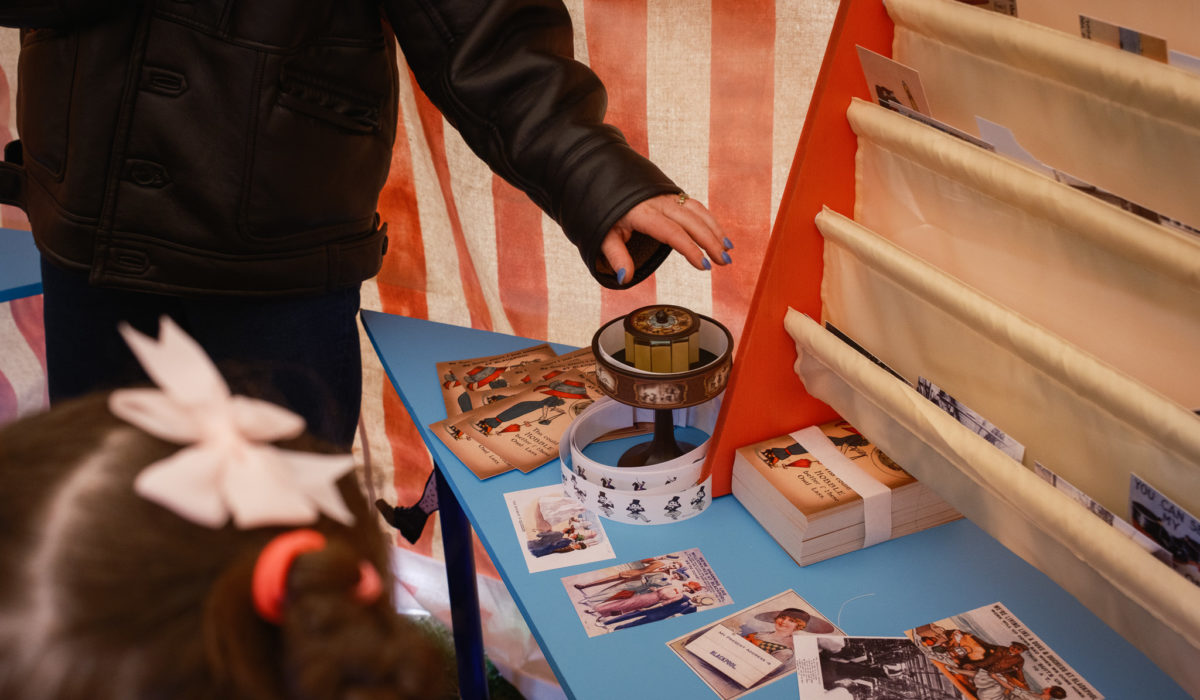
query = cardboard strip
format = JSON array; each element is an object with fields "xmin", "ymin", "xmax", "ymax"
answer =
[{"xmin": 566, "ymin": 397, "xmax": 709, "ymax": 493}]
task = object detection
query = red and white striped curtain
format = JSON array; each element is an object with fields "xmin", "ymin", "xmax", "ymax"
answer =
[{"xmin": 0, "ymin": 1, "xmax": 840, "ymax": 564}]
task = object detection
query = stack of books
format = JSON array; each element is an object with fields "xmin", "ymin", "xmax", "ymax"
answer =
[{"xmin": 732, "ymin": 419, "xmax": 960, "ymax": 566}]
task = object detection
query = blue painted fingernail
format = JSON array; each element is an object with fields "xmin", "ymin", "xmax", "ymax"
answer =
[
  {"xmin": 723, "ymin": 237, "xmax": 734, "ymax": 250},
  {"xmin": 702, "ymin": 258, "xmax": 711, "ymax": 271},
  {"xmin": 617, "ymin": 267, "xmax": 627, "ymax": 285},
  {"xmin": 721, "ymin": 251, "xmax": 732, "ymax": 265}
]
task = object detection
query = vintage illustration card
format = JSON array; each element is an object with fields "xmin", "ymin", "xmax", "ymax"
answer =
[
  {"xmin": 904, "ymin": 602, "xmax": 1102, "ymax": 700},
  {"xmin": 561, "ymin": 549, "xmax": 732, "ymax": 638},
  {"xmin": 430, "ymin": 368, "xmax": 598, "ymax": 479},
  {"xmin": 1130, "ymin": 474, "xmax": 1200, "ymax": 586},
  {"xmin": 436, "ymin": 343, "xmax": 556, "ymax": 417},
  {"xmin": 504, "ymin": 484, "xmax": 614, "ymax": 573},
  {"xmin": 446, "ymin": 369, "xmax": 602, "ymax": 473},
  {"xmin": 793, "ymin": 636, "xmax": 959, "ymax": 699},
  {"xmin": 667, "ymin": 589, "xmax": 841, "ymax": 699},
  {"xmin": 430, "ymin": 415, "xmax": 514, "ymax": 480},
  {"xmin": 497, "ymin": 346, "xmax": 597, "ymax": 387}
]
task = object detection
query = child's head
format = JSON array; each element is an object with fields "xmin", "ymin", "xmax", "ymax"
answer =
[{"xmin": 0, "ymin": 320, "xmax": 450, "ymax": 699}]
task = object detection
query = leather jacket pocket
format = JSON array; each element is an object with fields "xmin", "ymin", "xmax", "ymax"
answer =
[
  {"xmin": 243, "ymin": 52, "xmax": 396, "ymax": 240},
  {"xmin": 17, "ymin": 27, "xmax": 76, "ymax": 179}
]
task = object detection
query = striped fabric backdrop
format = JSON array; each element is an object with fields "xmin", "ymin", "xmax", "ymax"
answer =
[
  {"xmin": 0, "ymin": 0, "xmax": 840, "ymax": 572},
  {"xmin": 365, "ymin": 0, "xmax": 839, "ymax": 568}
]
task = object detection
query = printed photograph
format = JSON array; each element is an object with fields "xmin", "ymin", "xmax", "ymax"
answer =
[
  {"xmin": 794, "ymin": 635, "xmax": 959, "ymax": 699},
  {"xmin": 667, "ymin": 589, "xmax": 840, "ymax": 699}
]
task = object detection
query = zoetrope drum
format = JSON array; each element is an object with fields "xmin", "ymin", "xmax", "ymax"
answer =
[{"xmin": 560, "ymin": 305, "xmax": 732, "ymax": 523}]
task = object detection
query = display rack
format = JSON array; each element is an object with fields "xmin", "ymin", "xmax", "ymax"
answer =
[{"xmin": 705, "ymin": 0, "xmax": 1200, "ymax": 694}]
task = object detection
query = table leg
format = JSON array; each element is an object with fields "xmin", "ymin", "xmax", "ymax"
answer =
[{"xmin": 435, "ymin": 465, "xmax": 490, "ymax": 699}]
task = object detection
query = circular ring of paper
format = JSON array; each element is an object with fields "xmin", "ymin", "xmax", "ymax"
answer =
[
  {"xmin": 559, "ymin": 459, "xmax": 713, "ymax": 525},
  {"xmin": 564, "ymin": 397, "xmax": 708, "ymax": 493}
]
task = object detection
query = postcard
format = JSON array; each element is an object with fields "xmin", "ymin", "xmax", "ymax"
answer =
[
  {"xmin": 905, "ymin": 602, "xmax": 1102, "ymax": 699},
  {"xmin": 1169, "ymin": 48, "xmax": 1200, "ymax": 76},
  {"xmin": 436, "ymin": 343, "xmax": 557, "ymax": 417},
  {"xmin": 497, "ymin": 346, "xmax": 597, "ymax": 387},
  {"xmin": 687, "ymin": 625, "xmax": 783, "ymax": 690},
  {"xmin": 1079, "ymin": 15, "xmax": 1168, "ymax": 62},
  {"xmin": 794, "ymin": 635, "xmax": 959, "ymax": 699},
  {"xmin": 667, "ymin": 589, "xmax": 841, "ymax": 699},
  {"xmin": 504, "ymin": 484, "xmax": 614, "ymax": 572},
  {"xmin": 562, "ymin": 549, "xmax": 732, "ymax": 638},
  {"xmin": 1130, "ymin": 474, "xmax": 1200, "ymax": 586},
  {"xmin": 976, "ymin": 118, "xmax": 1200, "ymax": 238},
  {"xmin": 856, "ymin": 45, "xmax": 932, "ymax": 116},
  {"xmin": 448, "ymin": 369, "xmax": 603, "ymax": 473},
  {"xmin": 916, "ymin": 377, "xmax": 1025, "ymax": 462},
  {"xmin": 431, "ymin": 418, "xmax": 513, "ymax": 480},
  {"xmin": 1033, "ymin": 463, "xmax": 1172, "ymax": 566}
]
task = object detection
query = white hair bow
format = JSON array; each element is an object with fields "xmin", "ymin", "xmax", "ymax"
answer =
[{"xmin": 108, "ymin": 317, "xmax": 356, "ymax": 529}]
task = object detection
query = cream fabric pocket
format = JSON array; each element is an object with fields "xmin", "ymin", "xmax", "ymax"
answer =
[
  {"xmin": 784, "ymin": 307, "xmax": 1200, "ymax": 697},
  {"xmin": 886, "ymin": 0, "xmax": 1200, "ymax": 229},
  {"xmin": 815, "ymin": 207, "xmax": 1200, "ymax": 521},
  {"xmin": 847, "ymin": 98, "xmax": 1200, "ymax": 408}
]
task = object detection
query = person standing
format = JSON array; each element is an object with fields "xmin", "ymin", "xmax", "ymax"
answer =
[{"xmin": 0, "ymin": 0, "xmax": 731, "ymax": 450}]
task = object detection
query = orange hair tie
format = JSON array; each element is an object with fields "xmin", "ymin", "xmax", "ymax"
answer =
[
  {"xmin": 251, "ymin": 529, "xmax": 386, "ymax": 625},
  {"xmin": 253, "ymin": 529, "xmax": 327, "ymax": 624}
]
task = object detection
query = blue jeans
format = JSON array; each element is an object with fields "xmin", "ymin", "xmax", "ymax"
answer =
[{"xmin": 40, "ymin": 258, "xmax": 362, "ymax": 450}]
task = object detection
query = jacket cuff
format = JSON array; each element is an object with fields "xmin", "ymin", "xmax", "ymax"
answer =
[{"xmin": 557, "ymin": 141, "xmax": 680, "ymax": 289}]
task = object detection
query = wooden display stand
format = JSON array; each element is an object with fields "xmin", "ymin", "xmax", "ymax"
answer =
[{"xmin": 705, "ymin": 0, "xmax": 891, "ymax": 496}]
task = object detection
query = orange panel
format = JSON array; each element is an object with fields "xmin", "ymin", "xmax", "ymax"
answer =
[{"xmin": 705, "ymin": 0, "xmax": 894, "ymax": 496}]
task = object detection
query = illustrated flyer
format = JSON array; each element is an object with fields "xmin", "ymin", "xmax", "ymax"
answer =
[
  {"xmin": 667, "ymin": 589, "xmax": 841, "ymax": 699},
  {"xmin": 504, "ymin": 484, "xmax": 614, "ymax": 573},
  {"xmin": 561, "ymin": 549, "xmax": 732, "ymax": 638},
  {"xmin": 904, "ymin": 602, "xmax": 1102, "ymax": 700}
]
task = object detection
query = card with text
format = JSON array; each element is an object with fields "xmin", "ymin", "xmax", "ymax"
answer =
[
  {"xmin": 668, "ymin": 590, "xmax": 840, "ymax": 699},
  {"xmin": 856, "ymin": 45, "xmax": 932, "ymax": 116},
  {"xmin": 1130, "ymin": 474, "xmax": 1200, "ymax": 586},
  {"xmin": 906, "ymin": 602, "xmax": 1101, "ymax": 699}
]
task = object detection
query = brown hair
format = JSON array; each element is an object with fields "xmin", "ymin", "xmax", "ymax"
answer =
[{"xmin": 0, "ymin": 393, "xmax": 451, "ymax": 699}]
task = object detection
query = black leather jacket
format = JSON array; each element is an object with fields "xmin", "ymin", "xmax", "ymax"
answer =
[{"xmin": 0, "ymin": 0, "xmax": 678, "ymax": 296}]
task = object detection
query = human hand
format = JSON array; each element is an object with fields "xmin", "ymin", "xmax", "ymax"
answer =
[{"xmin": 601, "ymin": 193, "xmax": 732, "ymax": 285}]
